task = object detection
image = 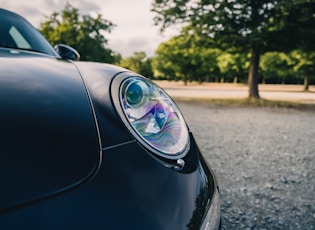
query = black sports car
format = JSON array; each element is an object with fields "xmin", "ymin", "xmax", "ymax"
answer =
[{"xmin": 0, "ymin": 8, "xmax": 221, "ymax": 229}]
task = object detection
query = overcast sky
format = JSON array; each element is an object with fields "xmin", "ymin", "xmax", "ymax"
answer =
[{"xmin": 1, "ymin": 0, "xmax": 179, "ymax": 57}]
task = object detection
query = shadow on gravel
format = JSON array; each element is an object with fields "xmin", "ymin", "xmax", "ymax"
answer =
[{"xmin": 177, "ymin": 101, "xmax": 315, "ymax": 230}]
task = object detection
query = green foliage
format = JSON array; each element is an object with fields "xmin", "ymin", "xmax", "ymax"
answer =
[
  {"xmin": 260, "ymin": 51, "xmax": 315, "ymax": 86},
  {"xmin": 118, "ymin": 52, "xmax": 154, "ymax": 78},
  {"xmin": 217, "ymin": 52, "xmax": 249, "ymax": 83},
  {"xmin": 39, "ymin": 3, "xmax": 116, "ymax": 63},
  {"xmin": 290, "ymin": 51, "xmax": 315, "ymax": 75},
  {"xmin": 152, "ymin": 0, "xmax": 315, "ymax": 97},
  {"xmin": 289, "ymin": 50, "xmax": 315, "ymax": 90},
  {"xmin": 153, "ymin": 0, "xmax": 285, "ymax": 52},
  {"xmin": 152, "ymin": 0, "xmax": 312, "ymax": 53},
  {"xmin": 271, "ymin": 1, "xmax": 315, "ymax": 52},
  {"xmin": 153, "ymin": 31, "xmax": 222, "ymax": 84},
  {"xmin": 153, "ymin": 37, "xmax": 182, "ymax": 81},
  {"xmin": 153, "ymin": 31, "xmax": 254, "ymax": 84},
  {"xmin": 260, "ymin": 52, "xmax": 293, "ymax": 84},
  {"xmin": 153, "ymin": 31, "xmax": 314, "ymax": 86}
]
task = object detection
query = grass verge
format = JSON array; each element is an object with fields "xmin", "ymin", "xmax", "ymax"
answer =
[{"xmin": 173, "ymin": 97, "xmax": 315, "ymax": 111}]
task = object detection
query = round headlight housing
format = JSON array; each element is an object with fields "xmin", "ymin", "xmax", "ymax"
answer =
[{"xmin": 118, "ymin": 76, "xmax": 189, "ymax": 158}]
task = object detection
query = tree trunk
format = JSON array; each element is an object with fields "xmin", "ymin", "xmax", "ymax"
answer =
[
  {"xmin": 248, "ymin": 48, "xmax": 260, "ymax": 99},
  {"xmin": 304, "ymin": 74, "xmax": 309, "ymax": 91},
  {"xmin": 184, "ymin": 74, "xmax": 188, "ymax": 86},
  {"xmin": 206, "ymin": 75, "xmax": 209, "ymax": 82},
  {"xmin": 198, "ymin": 76, "xmax": 202, "ymax": 84}
]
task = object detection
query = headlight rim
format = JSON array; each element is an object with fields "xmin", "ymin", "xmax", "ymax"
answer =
[{"xmin": 111, "ymin": 72, "xmax": 190, "ymax": 160}]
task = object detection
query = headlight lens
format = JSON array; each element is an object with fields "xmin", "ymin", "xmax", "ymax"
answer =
[{"xmin": 119, "ymin": 77, "xmax": 189, "ymax": 158}]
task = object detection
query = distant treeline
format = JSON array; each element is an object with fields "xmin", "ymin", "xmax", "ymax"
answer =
[{"xmin": 117, "ymin": 49, "xmax": 314, "ymax": 86}]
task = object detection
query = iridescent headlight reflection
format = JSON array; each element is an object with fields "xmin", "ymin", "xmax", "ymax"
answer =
[{"xmin": 120, "ymin": 77, "xmax": 189, "ymax": 157}]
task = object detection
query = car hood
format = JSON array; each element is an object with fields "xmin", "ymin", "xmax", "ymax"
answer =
[{"xmin": 0, "ymin": 49, "xmax": 100, "ymax": 211}]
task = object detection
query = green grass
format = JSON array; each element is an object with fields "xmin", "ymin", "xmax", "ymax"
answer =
[{"xmin": 173, "ymin": 97, "xmax": 315, "ymax": 111}]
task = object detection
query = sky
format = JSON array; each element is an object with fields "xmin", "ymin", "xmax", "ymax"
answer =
[{"xmin": 1, "ymin": 0, "xmax": 179, "ymax": 57}]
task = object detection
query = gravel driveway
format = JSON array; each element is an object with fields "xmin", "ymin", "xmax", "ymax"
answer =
[{"xmin": 177, "ymin": 101, "xmax": 315, "ymax": 230}]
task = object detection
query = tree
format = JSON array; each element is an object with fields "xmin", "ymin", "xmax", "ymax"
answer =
[
  {"xmin": 154, "ymin": 31, "xmax": 221, "ymax": 84},
  {"xmin": 260, "ymin": 52, "xmax": 292, "ymax": 84},
  {"xmin": 40, "ymin": 3, "xmax": 116, "ymax": 63},
  {"xmin": 154, "ymin": 35, "xmax": 193, "ymax": 85},
  {"xmin": 151, "ymin": 55, "xmax": 178, "ymax": 81},
  {"xmin": 118, "ymin": 52, "xmax": 154, "ymax": 78},
  {"xmin": 217, "ymin": 52, "xmax": 249, "ymax": 83},
  {"xmin": 152, "ymin": 0, "xmax": 315, "ymax": 99},
  {"xmin": 290, "ymin": 50, "xmax": 315, "ymax": 91},
  {"xmin": 197, "ymin": 47, "xmax": 221, "ymax": 83}
]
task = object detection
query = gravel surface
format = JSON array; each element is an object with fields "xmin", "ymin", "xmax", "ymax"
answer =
[{"xmin": 177, "ymin": 101, "xmax": 315, "ymax": 230}]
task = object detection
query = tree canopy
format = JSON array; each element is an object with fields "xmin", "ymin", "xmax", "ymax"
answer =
[
  {"xmin": 118, "ymin": 52, "xmax": 154, "ymax": 78},
  {"xmin": 152, "ymin": 0, "xmax": 315, "ymax": 98},
  {"xmin": 153, "ymin": 32, "xmax": 315, "ymax": 87},
  {"xmin": 153, "ymin": 32, "xmax": 221, "ymax": 84},
  {"xmin": 39, "ymin": 4, "xmax": 116, "ymax": 63}
]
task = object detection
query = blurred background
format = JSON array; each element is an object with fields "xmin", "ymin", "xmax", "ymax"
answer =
[{"xmin": 2, "ymin": 0, "xmax": 315, "ymax": 100}]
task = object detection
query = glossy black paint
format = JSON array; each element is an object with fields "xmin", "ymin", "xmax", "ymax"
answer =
[
  {"xmin": 0, "ymin": 134, "xmax": 214, "ymax": 229},
  {"xmin": 73, "ymin": 61, "xmax": 134, "ymax": 148},
  {"xmin": 0, "ymin": 49, "xmax": 100, "ymax": 211},
  {"xmin": 0, "ymin": 8, "xmax": 220, "ymax": 229}
]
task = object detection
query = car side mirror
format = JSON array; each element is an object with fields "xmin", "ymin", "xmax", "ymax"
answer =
[{"xmin": 54, "ymin": 44, "xmax": 80, "ymax": 61}]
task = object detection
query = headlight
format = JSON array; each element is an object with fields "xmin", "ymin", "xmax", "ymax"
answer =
[{"xmin": 113, "ymin": 74, "xmax": 189, "ymax": 159}]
